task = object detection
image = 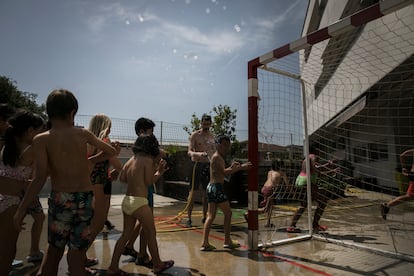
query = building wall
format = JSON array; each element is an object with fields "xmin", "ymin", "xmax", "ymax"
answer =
[
  {"xmin": 301, "ymin": 2, "xmax": 414, "ymax": 134},
  {"xmin": 300, "ymin": 1, "xmax": 414, "ymax": 190}
]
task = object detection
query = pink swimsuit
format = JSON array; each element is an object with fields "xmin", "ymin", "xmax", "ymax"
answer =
[{"xmin": 0, "ymin": 161, "xmax": 32, "ymax": 213}]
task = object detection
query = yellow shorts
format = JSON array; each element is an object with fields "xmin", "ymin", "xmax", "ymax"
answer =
[{"xmin": 122, "ymin": 195, "xmax": 148, "ymax": 215}]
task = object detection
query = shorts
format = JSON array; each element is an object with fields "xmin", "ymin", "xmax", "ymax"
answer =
[
  {"xmin": 48, "ymin": 191, "xmax": 94, "ymax": 250},
  {"xmin": 91, "ymin": 161, "xmax": 110, "ymax": 194},
  {"xmin": 148, "ymin": 184, "xmax": 154, "ymax": 208},
  {"xmin": 26, "ymin": 196, "xmax": 43, "ymax": 215},
  {"xmin": 407, "ymin": 181, "xmax": 414, "ymax": 196},
  {"xmin": 295, "ymin": 173, "xmax": 317, "ymax": 188},
  {"xmin": 260, "ymin": 186, "xmax": 274, "ymax": 207},
  {"xmin": 122, "ymin": 196, "xmax": 148, "ymax": 215},
  {"xmin": 190, "ymin": 162, "xmax": 210, "ymax": 190},
  {"xmin": 206, "ymin": 183, "xmax": 228, "ymax": 203}
]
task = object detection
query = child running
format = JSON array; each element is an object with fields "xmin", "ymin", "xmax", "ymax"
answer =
[
  {"xmin": 107, "ymin": 134, "xmax": 173, "ymax": 275},
  {"xmin": 200, "ymin": 135, "xmax": 251, "ymax": 251},
  {"xmin": 381, "ymin": 149, "xmax": 414, "ymax": 219},
  {"xmin": 13, "ymin": 89, "xmax": 117, "ymax": 276}
]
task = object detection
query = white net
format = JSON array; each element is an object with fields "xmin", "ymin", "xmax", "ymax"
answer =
[{"xmin": 251, "ymin": 3, "xmax": 414, "ymax": 261}]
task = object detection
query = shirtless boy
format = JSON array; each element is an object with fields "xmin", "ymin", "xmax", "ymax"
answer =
[
  {"xmin": 13, "ymin": 89, "xmax": 117, "ymax": 276},
  {"xmin": 200, "ymin": 135, "xmax": 251, "ymax": 251},
  {"xmin": 244, "ymin": 160, "xmax": 288, "ymax": 227}
]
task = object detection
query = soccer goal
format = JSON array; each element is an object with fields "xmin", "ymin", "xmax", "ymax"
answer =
[{"xmin": 246, "ymin": 0, "xmax": 414, "ymax": 262}]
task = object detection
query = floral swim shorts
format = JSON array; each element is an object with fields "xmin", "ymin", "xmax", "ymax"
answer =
[{"xmin": 48, "ymin": 191, "xmax": 94, "ymax": 250}]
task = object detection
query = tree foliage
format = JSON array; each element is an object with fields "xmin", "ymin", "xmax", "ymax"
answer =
[
  {"xmin": 0, "ymin": 76, "xmax": 46, "ymax": 117},
  {"xmin": 183, "ymin": 104, "xmax": 237, "ymax": 141}
]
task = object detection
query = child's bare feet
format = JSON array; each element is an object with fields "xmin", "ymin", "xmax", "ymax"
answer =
[{"xmin": 153, "ymin": 260, "xmax": 174, "ymax": 274}]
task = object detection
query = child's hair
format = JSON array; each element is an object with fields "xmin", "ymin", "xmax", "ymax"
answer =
[
  {"xmin": 46, "ymin": 89, "xmax": 78, "ymax": 120},
  {"xmin": 201, "ymin": 114, "xmax": 212, "ymax": 122},
  {"xmin": 3, "ymin": 110, "xmax": 44, "ymax": 167},
  {"xmin": 88, "ymin": 114, "xmax": 112, "ymax": 140},
  {"xmin": 132, "ymin": 134, "xmax": 160, "ymax": 157},
  {"xmin": 0, "ymin": 103, "xmax": 15, "ymax": 121},
  {"xmin": 135, "ymin": 117, "xmax": 155, "ymax": 136}
]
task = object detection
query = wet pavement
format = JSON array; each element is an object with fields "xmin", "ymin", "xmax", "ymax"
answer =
[{"xmin": 11, "ymin": 187, "xmax": 414, "ymax": 276}]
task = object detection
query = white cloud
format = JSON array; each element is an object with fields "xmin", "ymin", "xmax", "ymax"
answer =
[{"xmin": 83, "ymin": 3, "xmax": 246, "ymax": 56}]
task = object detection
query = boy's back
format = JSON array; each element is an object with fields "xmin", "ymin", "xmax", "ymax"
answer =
[
  {"xmin": 14, "ymin": 89, "xmax": 118, "ymax": 276},
  {"xmin": 35, "ymin": 127, "xmax": 97, "ymax": 192}
]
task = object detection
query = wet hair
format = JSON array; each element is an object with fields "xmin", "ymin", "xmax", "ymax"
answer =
[
  {"xmin": 201, "ymin": 114, "xmax": 212, "ymax": 122},
  {"xmin": 132, "ymin": 134, "xmax": 160, "ymax": 157},
  {"xmin": 3, "ymin": 110, "xmax": 44, "ymax": 167},
  {"xmin": 215, "ymin": 135, "xmax": 230, "ymax": 144},
  {"xmin": 135, "ymin": 117, "xmax": 155, "ymax": 136},
  {"xmin": 88, "ymin": 113, "xmax": 112, "ymax": 140},
  {"xmin": 46, "ymin": 89, "xmax": 78, "ymax": 120},
  {"xmin": 0, "ymin": 103, "xmax": 15, "ymax": 121}
]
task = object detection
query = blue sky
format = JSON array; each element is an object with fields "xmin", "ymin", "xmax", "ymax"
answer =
[{"xmin": 0, "ymin": 0, "xmax": 308, "ymax": 135}]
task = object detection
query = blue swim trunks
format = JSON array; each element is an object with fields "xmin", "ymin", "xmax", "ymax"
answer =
[
  {"xmin": 206, "ymin": 183, "xmax": 228, "ymax": 203},
  {"xmin": 148, "ymin": 184, "xmax": 154, "ymax": 208},
  {"xmin": 48, "ymin": 191, "xmax": 94, "ymax": 250}
]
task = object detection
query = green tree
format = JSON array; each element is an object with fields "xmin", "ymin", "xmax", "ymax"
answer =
[
  {"xmin": 183, "ymin": 104, "xmax": 237, "ymax": 141},
  {"xmin": 0, "ymin": 76, "xmax": 46, "ymax": 117}
]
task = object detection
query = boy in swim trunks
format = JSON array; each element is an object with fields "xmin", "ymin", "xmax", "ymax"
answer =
[
  {"xmin": 200, "ymin": 135, "xmax": 251, "ymax": 251},
  {"xmin": 107, "ymin": 134, "xmax": 173, "ymax": 275},
  {"xmin": 13, "ymin": 89, "xmax": 117, "ymax": 276},
  {"xmin": 381, "ymin": 149, "xmax": 414, "ymax": 219}
]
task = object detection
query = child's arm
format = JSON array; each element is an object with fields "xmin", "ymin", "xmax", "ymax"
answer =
[
  {"xmin": 144, "ymin": 157, "xmax": 157, "ymax": 185},
  {"xmin": 400, "ymin": 149, "xmax": 414, "ymax": 171},
  {"xmin": 14, "ymin": 135, "xmax": 49, "ymax": 231},
  {"xmin": 118, "ymin": 160, "xmax": 130, "ymax": 184},
  {"xmin": 281, "ymin": 171, "xmax": 289, "ymax": 186},
  {"xmin": 108, "ymin": 143, "xmax": 123, "ymax": 181},
  {"xmin": 223, "ymin": 161, "xmax": 252, "ymax": 175},
  {"xmin": 86, "ymin": 130, "xmax": 117, "ymax": 161},
  {"xmin": 153, "ymin": 158, "xmax": 168, "ymax": 183}
]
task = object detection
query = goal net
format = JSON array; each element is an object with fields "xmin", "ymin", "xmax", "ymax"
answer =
[{"xmin": 246, "ymin": 0, "xmax": 414, "ymax": 262}]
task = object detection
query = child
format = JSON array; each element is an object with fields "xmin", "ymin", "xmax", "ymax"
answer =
[
  {"xmin": 244, "ymin": 160, "xmax": 288, "ymax": 228},
  {"xmin": 0, "ymin": 110, "xmax": 44, "ymax": 275},
  {"xmin": 200, "ymin": 135, "xmax": 251, "ymax": 251},
  {"xmin": 86, "ymin": 113, "xmax": 122, "ymax": 268},
  {"xmin": 381, "ymin": 149, "xmax": 414, "ymax": 219},
  {"xmin": 107, "ymin": 134, "xmax": 173, "ymax": 275},
  {"xmin": 123, "ymin": 117, "xmax": 167, "ymax": 267},
  {"xmin": 287, "ymin": 151, "xmax": 337, "ymax": 233},
  {"xmin": 13, "ymin": 89, "xmax": 117, "ymax": 276}
]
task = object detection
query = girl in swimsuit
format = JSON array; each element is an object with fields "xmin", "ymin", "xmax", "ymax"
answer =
[
  {"xmin": 86, "ymin": 113, "xmax": 122, "ymax": 268},
  {"xmin": 0, "ymin": 110, "xmax": 44, "ymax": 275}
]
